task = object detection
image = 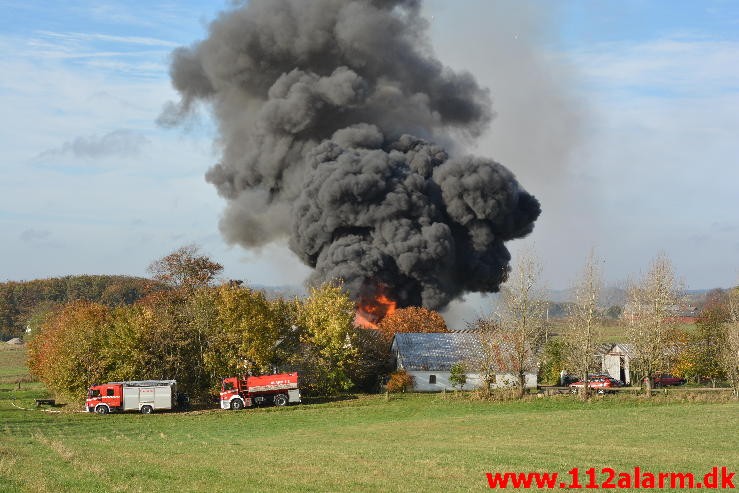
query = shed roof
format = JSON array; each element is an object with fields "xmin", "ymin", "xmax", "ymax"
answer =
[
  {"xmin": 392, "ymin": 333, "xmax": 482, "ymax": 371},
  {"xmin": 598, "ymin": 343, "xmax": 636, "ymax": 357}
]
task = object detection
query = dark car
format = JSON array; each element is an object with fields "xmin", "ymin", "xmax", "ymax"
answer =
[
  {"xmin": 651, "ymin": 374, "xmax": 686, "ymax": 387},
  {"xmin": 570, "ymin": 375, "xmax": 624, "ymax": 394},
  {"xmin": 560, "ymin": 373, "xmax": 580, "ymax": 386}
]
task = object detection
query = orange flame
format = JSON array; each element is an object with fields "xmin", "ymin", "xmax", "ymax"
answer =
[{"xmin": 355, "ymin": 292, "xmax": 397, "ymax": 329}]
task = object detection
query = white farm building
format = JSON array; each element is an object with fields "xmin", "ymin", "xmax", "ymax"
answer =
[
  {"xmin": 391, "ymin": 332, "xmax": 537, "ymax": 392},
  {"xmin": 598, "ymin": 343, "xmax": 634, "ymax": 385}
]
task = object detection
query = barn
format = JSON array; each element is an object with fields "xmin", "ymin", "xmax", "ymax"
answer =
[{"xmin": 390, "ymin": 332, "xmax": 537, "ymax": 392}]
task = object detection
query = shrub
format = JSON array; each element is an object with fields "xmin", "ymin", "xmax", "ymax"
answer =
[
  {"xmin": 449, "ymin": 362, "xmax": 467, "ymax": 390},
  {"xmin": 386, "ymin": 369, "xmax": 414, "ymax": 393}
]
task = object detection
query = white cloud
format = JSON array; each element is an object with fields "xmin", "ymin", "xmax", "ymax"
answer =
[
  {"xmin": 564, "ymin": 37, "xmax": 739, "ymax": 289},
  {"xmin": 572, "ymin": 37, "xmax": 739, "ymax": 96},
  {"xmin": 35, "ymin": 30, "xmax": 179, "ymax": 47},
  {"xmin": 36, "ymin": 129, "xmax": 150, "ymax": 160}
]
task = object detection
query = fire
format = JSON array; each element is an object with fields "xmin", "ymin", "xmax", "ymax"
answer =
[{"xmin": 354, "ymin": 291, "xmax": 397, "ymax": 329}]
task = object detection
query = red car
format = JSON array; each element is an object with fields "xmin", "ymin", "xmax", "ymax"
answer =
[
  {"xmin": 570, "ymin": 375, "xmax": 624, "ymax": 394},
  {"xmin": 651, "ymin": 374, "xmax": 686, "ymax": 387}
]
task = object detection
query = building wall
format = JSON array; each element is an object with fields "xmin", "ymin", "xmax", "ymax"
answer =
[
  {"xmin": 492, "ymin": 372, "xmax": 538, "ymax": 389},
  {"xmin": 407, "ymin": 371, "xmax": 536, "ymax": 392},
  {"xmin": 602, "ymin": 354, "xmax": 619, "ymax": 382},
  {"xmin": 407, "ymin": 371, "xmax": 482, "ymax": 391},
  {"xmin": 602, "ymin": 352, "xmax": 631, "ymax": 384}
]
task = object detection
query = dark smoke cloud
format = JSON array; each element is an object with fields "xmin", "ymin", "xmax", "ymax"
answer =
[{"xmin": 163, "ymin": 0, "xmax": 540, "ymax": 310}]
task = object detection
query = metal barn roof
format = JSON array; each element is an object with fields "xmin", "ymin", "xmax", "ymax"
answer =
[{"xmin": 392, "ymin": 333, "xmax": 482, "ymax": 371}]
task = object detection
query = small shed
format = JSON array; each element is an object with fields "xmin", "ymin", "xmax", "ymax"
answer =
[
  {"xmin": 391, "ymin": 333, "xmax": 537, "ymax": 391},
  {"xmin": 599, "ymin": 343, "xmax": 634, "ymax": 384},
  {"xmin": 5, "ymin": 337, "xmax": 23, "ymax": 345}
]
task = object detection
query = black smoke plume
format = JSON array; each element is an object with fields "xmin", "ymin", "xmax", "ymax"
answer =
[{"xmin": 163, "ymin": 0, "xmax": 541, "ymax": 310}]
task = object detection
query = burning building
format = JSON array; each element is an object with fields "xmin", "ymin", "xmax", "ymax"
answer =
[{"xmin": 162, "ymin": 0, "xmax": 541, "ymax": 320}]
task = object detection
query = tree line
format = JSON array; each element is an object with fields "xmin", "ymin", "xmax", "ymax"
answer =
[
  {"xmin": 27, "ymin": 282, "xmax": 392, "ymax": 401},
  {"xmin": 0, "ymin": 275, "xmax": 166, "ymax": 340}
]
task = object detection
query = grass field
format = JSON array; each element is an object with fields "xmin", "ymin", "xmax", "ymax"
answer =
[
  {"xmin": 0, "ymin": 345, "xmax": 30, "ymax": 383},
  {"xmin": 1, "ymin": 346, "xmax": 737, "ymax": 492}
]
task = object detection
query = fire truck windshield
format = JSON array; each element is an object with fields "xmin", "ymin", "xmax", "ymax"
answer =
[
  {"xmin": 88, "ymin": 389, "xmax": 100, "ymax": 398},
  {"xmin": 222, "ymin": 381, "xmax": 234, "ymax": 391}
]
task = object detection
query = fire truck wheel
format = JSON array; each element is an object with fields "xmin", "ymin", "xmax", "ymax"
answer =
[
  {"xmin": 230, "ymin": 399, "xmax": 244, "ymax": 411},
  {"xmin": 95, "ymin": 405, "xmax": 109, "ymax": 415},
  {"xmin": 140, "ymin": 405, "xmax": 153, "ymax": 414},
  {"xmin": 274, "ymin": 394, "xmax": 288, "ymax": 407}
]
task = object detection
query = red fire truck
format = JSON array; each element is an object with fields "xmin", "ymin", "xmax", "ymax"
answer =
[
  {"xmin": 220, "ymin": 372, "xmax": 300, "ymax": 410},
  {"xmin": 86, "ymin": 380, "xmax": 178, "ymax": 415}
]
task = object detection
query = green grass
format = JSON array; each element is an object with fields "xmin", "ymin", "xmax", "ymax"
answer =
[
  {"xmin": 1, "ymin": 387, "xmax": 737, "ymax": 492},
  {"xmin": 1, "ymin": 345, "xmax": 737, "ymax": 492}
]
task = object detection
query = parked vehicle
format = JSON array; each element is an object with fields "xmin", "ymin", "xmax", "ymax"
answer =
[
  {"xmin": 220, "ymin": 372, "xmax": 301, "ymax": 410},
  {"xmin": 651, "ymin": 373, "xmax": 686, "ymax": 387},
  {"xmin": 86, "ymin": 380, "xmax": 181, "ymax": 415},
  {"xmin": 560, "ymin": 373, "xmax": 580, "ymax": 386},
  {"xmin": 569, "ymin": 375, "xmax": 624, "ymax": 394}
]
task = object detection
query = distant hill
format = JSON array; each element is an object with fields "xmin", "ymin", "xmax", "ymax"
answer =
[
  {"xmin": 0, "ymin": 275, "xmax": 167, "ymax": 341},
  {"xmin": 546, "ymin": 286, "xmax": 725, "ymax": 320}
]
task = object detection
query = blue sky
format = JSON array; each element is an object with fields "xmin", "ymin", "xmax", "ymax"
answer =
[{"xmin": 1, "ymin": 1, "xmax": 737, "ymax": 321}]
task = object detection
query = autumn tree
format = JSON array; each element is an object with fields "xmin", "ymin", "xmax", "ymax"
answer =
[
  {"xmin": 672, "ymin": 290, "xmax": 731, "ymax": 385},
  {"xmin": 538, "ymin": 338, "xmax": 567, "ymax": 386},
  {"xmin": 689, "ymin": 298, "xmax": 729, "ymax": 386},
  {"xmin": 723, "ymin": 285, "xmax": 739, "ymax": 398},
  {"xmin": 293, "ymin": 282, "xmax": 358, "ymax": 395},
  {"xmin": 148, "ymin": 244, "xmax": 223, "ymax": 290},
  {"xmin": 480, "ymin": 250, "xmax": 548, "ymax": 398},
  {"xmin": 127, "ymin": 290, "xmax": 206, "ymax": 391},
  {"xmin": 348, "ymin": 328, "xmax": 393, "ymax": 392},
  {"xmin": 99, "ymin": 288, "xmax": 221, "ymax": 400},
  {"xmin": 206, "ymin": 285, "xmax": 290, "ymax": 379},
  {"xmin": 564, "ymin": 253, "xmax": 603, "ymax": 399},
  {"xmin": 386, "ymin": 369, "xmax": 414, "ymax": 393},
  {"xmin": 624, "ymin": 253, "xmax": 683, "ymax": 396},
  {"xmin": 377, "ymin": 306, "xmax": 448, "ymax": 342},
  {"xmin": 27, "ymin": 301, "xmax": 112, "ymax": 399},
  {"xmin": 101, "ymin": 304, "xmax": 151, "ymax": 384}
]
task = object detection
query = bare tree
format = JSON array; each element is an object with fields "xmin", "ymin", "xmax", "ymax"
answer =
[
  {"xmin": 148, "ymin": 244, "xmax": 223, "ymax": 291},
  {"xmin": 466, "ymin": 318, "xmax": 506, "ymax": 394},
  {"xmin": 723, "ymin": 284, "xmax": 739, "ymax": 398},
  {"xmin": 489, "ymin": 250, "xmax": 548, "ymax": 398},
  {"xmin": 564, "ymin": 252, "xmax": 603, "ymax": 400},
  {"xmin": 624, "ymin": 253, "xmax": 683, "ymax": 397}
]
